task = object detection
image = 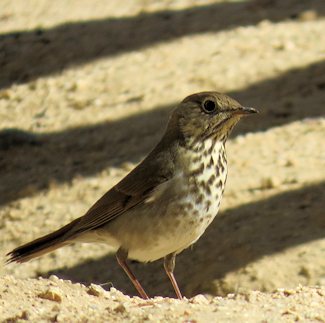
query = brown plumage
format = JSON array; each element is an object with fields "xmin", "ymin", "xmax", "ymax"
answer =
[{"xmin": 7, "ymin": 91, "xmax": 257, "ymax": 299}]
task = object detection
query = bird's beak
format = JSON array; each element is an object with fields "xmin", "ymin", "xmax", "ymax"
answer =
[{"xmin": 232, "ymin": 106, "xmax": 258, "ymax": 116}]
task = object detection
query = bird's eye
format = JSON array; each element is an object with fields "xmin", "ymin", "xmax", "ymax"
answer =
[{"xmin": 202, "ymin": 99, "xmax": 217, "ymax": 114}]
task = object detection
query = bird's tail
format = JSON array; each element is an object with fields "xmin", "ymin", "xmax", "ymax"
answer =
[{"xmin": 6, "ymin": 218, "xmax": 80, "ymax": 263}]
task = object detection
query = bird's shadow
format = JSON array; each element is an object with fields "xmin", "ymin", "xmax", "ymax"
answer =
[{"xmin": 44, "ymin": 181, "xmax": 325, "ymax": 297}]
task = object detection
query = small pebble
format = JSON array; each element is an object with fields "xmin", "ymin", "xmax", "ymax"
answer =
[
  {"xmin": 190, "ymin": 294, "xmax": 209, "ymax": 304},
  {"xmin": 38, "ymin": 287, "xmax": 63, "ymax": 303},
  {"xmin": 299, "ymin": 266, "xmax": 311, "ymax": 279},
  {"xmin": 285, "ymin": 159, "xmax": 295, "ymax": 167},
  {"xmin": 244, "ymin": 291, "xmax": 259, "ymax": 302},
  {"xmin": 114, "ymin": 304, "xmax": 126, "ymax": 313},
  {"xmin": 260, "ymin": 176, "xmax": 281, "ymax": 189},
  {"xmin": 283, "ymin": 289, "xmax": 296, "ymax": 296},
  {"xmin": 87, "ymin": 284, "xmax": 104, "ymax": 297},
  {"xmin": 49, "ymin": 275, "xmax": 60, "ymax": 282}
]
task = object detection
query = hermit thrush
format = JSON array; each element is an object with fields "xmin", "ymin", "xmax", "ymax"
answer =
[{"xmin": 7, "ymin": 92, "xmax": 257, "ymax": 299}]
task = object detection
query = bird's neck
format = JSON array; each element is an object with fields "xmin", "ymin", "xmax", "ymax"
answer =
[
  {"xmin": 183, "ymin": 136, "xmax": 226, "ymax": 156},
  {"xmin": 178, "ymin": 137, "xmax": 227, "ymax": 177}
]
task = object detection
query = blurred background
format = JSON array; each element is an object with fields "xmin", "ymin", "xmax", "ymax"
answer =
[{"xmin": 0, "ymin": 0, "xmax": 324, "ymax": 297}]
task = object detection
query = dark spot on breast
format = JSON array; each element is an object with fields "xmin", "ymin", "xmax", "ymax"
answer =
[
  {"xmin": 203, "ymin": 150, "xmax": 209, "ymax": 157},
  {"xmin": 205, "ymin": 200, "xmax": 211, "ymax": 212},
  {"xmin": 185, "ymin": 202, "xmax": 194, "ymax": 211},
  {"xmin": 199, "ymin": 180, "xmax": 211, "ymax": 196},
  {"xmin": 208, "ymin": 141, "xmax": 216, "ymax": 154},
  {"xmin": 195, "ymin": 193, "xmax": 204, "ymax": 204},
  {"xmin": 192, "ymin": 155, "xmax": 201, "ymax": 163},
  {"xmin": 205, "ymin": 183, "xmax": 212, "ymax": 195},
  {"xmin": 215, "ymin": 164, "xmax": 220, "ymax": 176},
  {"xmin": 192, "ymin": 144, "xmax": 204, "ymax": 153},
  {"xmin": 208, "ymin": 174, "xmax": 216, "ymax": 185},
  {"xmin": 207, "ymin": 156, "xmax": 214, "ymax": 168},
  {"xmin": 190, "ymin": 162, "xmax": 205, "ymax": 176},
  {"xmin": 190, "ymin": 185, "xmax": 199, "ymax": 195},
  {"xmin": 217, "ymin": 179, "xmax": 223, "ymax": 188}
]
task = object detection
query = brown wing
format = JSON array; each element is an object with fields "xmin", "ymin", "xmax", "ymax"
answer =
[{"xmin": 70, "ymin": 147, "xmax": 176, "ymax": 235}]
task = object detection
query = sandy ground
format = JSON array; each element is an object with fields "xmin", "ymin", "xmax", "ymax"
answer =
[{"xmin": 0, "ymin": 0, "xmax": 324, "ymax": 321}]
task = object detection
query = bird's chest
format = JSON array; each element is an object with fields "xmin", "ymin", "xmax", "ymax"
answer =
[
  {"xmin": 115, "ymin": 140, "xmax": 228, "ymax": 262},
  {"xmin": 176, "ymin": 140, "xmax": 228, "ymax": 232}
]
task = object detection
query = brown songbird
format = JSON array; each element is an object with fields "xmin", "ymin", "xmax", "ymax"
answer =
[{"xmin": 7, "ymin": 92, "xmax": 258, "ymax": 299}]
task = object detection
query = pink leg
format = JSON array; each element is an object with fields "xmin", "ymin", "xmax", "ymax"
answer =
[
  {"xmin": 116, "ymin": 248, "xmax": 149, "ymax": 299},
  {"xmin": 164, "ymin": 253, "xmax": 183, "ymax": 299}
]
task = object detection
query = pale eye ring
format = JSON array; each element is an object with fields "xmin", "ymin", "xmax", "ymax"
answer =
[{"xmin": 202, "ymin": 99, "xmax": 217, "ymax": 114}]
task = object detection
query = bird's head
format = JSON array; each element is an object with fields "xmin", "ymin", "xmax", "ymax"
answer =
[{"xmin": 169, "ymin": 91, "xmax": 257, "ymax": 144}]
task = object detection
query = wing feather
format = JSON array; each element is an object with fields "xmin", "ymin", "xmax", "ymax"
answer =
[{"xmin": 70, "ymin": 147, "xmax": 176, "ymax": 235}]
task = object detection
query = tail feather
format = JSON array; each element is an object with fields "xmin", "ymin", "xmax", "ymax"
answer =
[{"xmin": 6, "ymin": 218, "xmax": 80, "ymax": 263}]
